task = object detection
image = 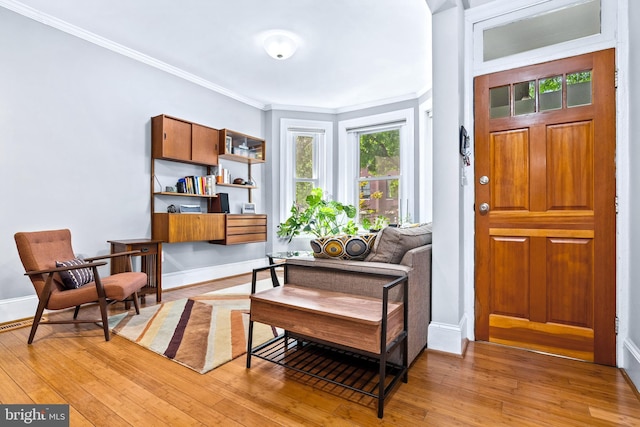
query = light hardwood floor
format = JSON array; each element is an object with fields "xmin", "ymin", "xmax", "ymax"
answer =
[{"xmin": 1, "ymin": 272, "xmax": 639, "ymax": 426}]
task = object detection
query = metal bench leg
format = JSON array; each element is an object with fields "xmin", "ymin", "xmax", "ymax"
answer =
[{"xmin": 246, "ymin": 319, "xmax": 254, "ymax": 368}]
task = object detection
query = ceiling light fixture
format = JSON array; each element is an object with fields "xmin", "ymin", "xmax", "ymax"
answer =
[{"xmin": 262, "ymin": 30, "xmax": 298, "ymax": 60}]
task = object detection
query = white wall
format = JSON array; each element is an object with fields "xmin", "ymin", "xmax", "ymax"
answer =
[
  {"xmin": 623, "ymin": 0, "xmax": 640, "ymax": 390},
  {"xmin": 0, "ymin": 8, "xmax": 267, "ymax": 321},
  {"xmin": 427, "ymin": 1, "xmax": 468, "ymax": 355}
]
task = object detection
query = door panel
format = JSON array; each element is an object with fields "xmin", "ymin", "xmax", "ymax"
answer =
[
  {"xmin": 491, "ymin": 130, "xmax": 530, "ymax": 210},
  {"xmin": 547, "ymin": 122, "xmax": 594, "ymax": 210},
  {"xmin": 490, "ymin": 236, "xmax": 529, "ymax": 318},
  {"xmin": 474, "ymin": 49, "xmax": 616, "ymax": 365},
  {"xmin": 546, "ymin": 238, "xmax": 593, "ymax": 327}
]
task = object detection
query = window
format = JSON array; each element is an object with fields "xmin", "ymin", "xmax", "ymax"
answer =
[
  {"xmin": 338, "ymin": 109, "xmax": 415, "ymax": 226},
  {"xmin": 280, "ymin": 118, "xmax": 333, "ymax": 219},
  {"xmin": 293, "ymin": 132, "xmax": 319, "ymax": 206},
  {"xmin": 358, "ymin": 128, "xmax": 401, "ymax": 225}
]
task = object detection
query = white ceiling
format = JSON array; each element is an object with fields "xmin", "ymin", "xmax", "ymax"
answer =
[{"xmin": 9, "ymin": 0, "xmax": 432, "ymax": 111}]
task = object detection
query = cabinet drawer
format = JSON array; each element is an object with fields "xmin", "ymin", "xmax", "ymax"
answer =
[
  {"xmin": 226, "ymin": 214, "xmax": 267, "ymax": 227},
  {"xmin": 153, "ymin": 213, "xmax": 225, "ymax": 243},
  {"xmin": 209, "ymin": 214, "xmax": 267, "ymax": 245},
  {"xmin": 225, "ymin": 233, "xmax": 267, "ymax": 244}
]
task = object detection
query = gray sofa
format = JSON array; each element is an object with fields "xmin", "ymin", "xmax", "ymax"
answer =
[{"xmin": 283, "ymin": 224, "xmax": 432, "ymax": 365}]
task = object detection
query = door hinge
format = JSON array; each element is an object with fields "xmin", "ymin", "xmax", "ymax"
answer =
[
  {"xmin": 615, "ymin": 316, "xmax": 619, "ymax": 334},
  {"xmin": 615, "ymin": 69, "xmax": 619, "ymax": 89},
  {"xmin": 615, "ymin": 196, "xmax": 619, "ymax": 214}
]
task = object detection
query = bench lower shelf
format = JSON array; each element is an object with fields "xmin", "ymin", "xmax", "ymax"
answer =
[{"xmin": 249, "ymin": 334, "xmax": 407, "ymax": 416}]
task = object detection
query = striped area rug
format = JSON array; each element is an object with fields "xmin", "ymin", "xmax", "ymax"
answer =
[{"xmin": 108, "ymin": 278, "xmax": 279, "ymax": 374}]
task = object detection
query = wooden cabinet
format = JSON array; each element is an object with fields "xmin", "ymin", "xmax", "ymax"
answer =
[
  {"xmin": 152, "ymin": 114, "xmax": 218, "ymax": 165},
  {"xmin": 219, "ymin": 129, "xmax": 265, "ymax": 163},
  {"xmin": 210, "ymin": 214, "xmax": 267, "ymax": 245},
  {"xmin": 153, "ymin": 213, "xmax": 225, "ymax": 243},
  {"xmin": 192, "ymin": 124, "xmax": 219, "ymax": 165}
]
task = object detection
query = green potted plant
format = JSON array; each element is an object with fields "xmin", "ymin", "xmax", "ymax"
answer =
[
  {"xmin": 361, "ymin": 215, "xmax": 390, "ymax": 232},
  {"xmin": 277, "ymin": 188, "xmax": 378, "ymax": 260},
  {"xmin": 277, "ymin": 188, "xmax": 358, "ymax": 243}
]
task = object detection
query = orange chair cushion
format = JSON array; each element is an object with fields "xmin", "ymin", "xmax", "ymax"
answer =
[{"xmin": 46, "ymin": 272, "xmax": 147, "ymax": 310}]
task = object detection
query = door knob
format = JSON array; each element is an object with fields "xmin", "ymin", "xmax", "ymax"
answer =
[
  {"xmin": 479, "ymin": 203, "xmax": 490, "ymax": 214},
  {"xmin": 479, "ymin": 175, "xmax": 489, "ymax": 185}
]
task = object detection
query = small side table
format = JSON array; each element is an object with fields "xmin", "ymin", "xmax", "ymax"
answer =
[
  {"xmin": 266, "ymin": 251, "xmax": 313, "ymax": 286},
  {"xmin": 108, "ymin": 239, "xmax": 163, "ymax": 303}
]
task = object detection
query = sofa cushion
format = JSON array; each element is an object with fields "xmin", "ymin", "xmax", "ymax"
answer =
[
  {"xmin": 310, "ymin": 234, "xmax": 377, "ymax": 260},
  {"xmin": 365, "ymin": 223, "xmax": 432, "ymax": 264},
  {"xmin": 55, "ymin": 258, "xmax": 94, "ymax": 290}
]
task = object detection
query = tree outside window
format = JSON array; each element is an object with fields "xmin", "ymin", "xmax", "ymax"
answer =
[
  {"xmin": 358, "ymin": 129, "xmax": 400, "ymax": 225},
  {"xmin": 294, "ymin": 134, "xmax": 317, "ymax": 207}
]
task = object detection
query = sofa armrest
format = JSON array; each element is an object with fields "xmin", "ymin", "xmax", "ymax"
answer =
[{"xmin": 400, "ymin": 244, "xmax": 432, "ymax": 269}]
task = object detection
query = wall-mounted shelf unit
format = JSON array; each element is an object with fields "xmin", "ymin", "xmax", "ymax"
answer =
[
  {"xmin": 150, "ymin": 114, "xmax": 267, "ymax": 244},
  {"xmin": 219, "ymin": 128, "xmax": 266, "ymax": 162}
]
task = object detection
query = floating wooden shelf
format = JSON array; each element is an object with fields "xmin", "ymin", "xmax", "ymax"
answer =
[
  {"xmin": 154, "ymin": 192, "xmax": 218, "ymax": 198},
  {"xmin": 219, "ymin": 153, "xmax": 265, "ymax": 164},
  {"xmin": 216, "ymin": 183, "xmax": 257, "ymax": 190}
]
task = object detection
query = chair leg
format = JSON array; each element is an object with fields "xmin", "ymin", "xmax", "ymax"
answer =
[
  {"xmin": 28, "ymin": 301, "xmax": 47, "ymax": 344},
  {"xmin": 73, "ymin": 305, "xmax": 81, "ymax": 319},
  {"xmin": 131, "ymin": 291, "xmax": 140, "ymax": 315},
  {"xmin": 98, "ymin": 296, "xmax": 110, "ymax": 341}
]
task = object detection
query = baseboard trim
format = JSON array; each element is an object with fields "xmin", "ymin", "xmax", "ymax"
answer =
[
  {"xmin": 427, "ymin": 315, "xmax": 468, "ymax": 356},
  {"xmin": 0, "ymin": 257, "xmax": 269, "ymax": 324},
  {"xmin": 161, "ymin": 257, "xmax": 268, "ymax": 290},
  {"xmin": 623, "ymin": 338, "xmax": 640, "ymax": 395},
  {"xmin": 0, "ymin": 295, "xmax": 38, "ymax": 324}
]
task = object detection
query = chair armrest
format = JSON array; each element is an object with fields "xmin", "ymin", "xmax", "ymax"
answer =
[
  {"xmin": 24, "ymin": 261, "xmax": 107, "ymax": 276},
  {"xmin": 84, "ymin": 250, "xmax": 141, "ymax": 262}
]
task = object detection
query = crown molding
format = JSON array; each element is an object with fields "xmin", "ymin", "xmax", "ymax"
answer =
[
  {"xmin": 0, "ymin": 0, "xmax": 266, "ymax": 110},
  {"xmin": 1, "ymin": 0, "xmax": 433, "ymax": 114},
  {"xmin": 266, "ymin": 88, "xmax": 429, "ymax": 114}
]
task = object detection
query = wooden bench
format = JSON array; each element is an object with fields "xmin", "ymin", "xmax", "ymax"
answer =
[{"xmin": 246, "ymin": 264, "xmax": 408, "ymax": 418}]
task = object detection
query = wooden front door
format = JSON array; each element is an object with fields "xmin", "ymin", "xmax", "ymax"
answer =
[{"xmin": 474, "ymin": 49, "xmax": 616, "ymax": 366}]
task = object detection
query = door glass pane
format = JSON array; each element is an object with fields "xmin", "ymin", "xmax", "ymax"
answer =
[
  {"xmin": 539, "ymin": 76, "xmax": 562, "ymax": 111},
  {"xmin": 514, "ymin": 81, "xmax": 536, "ymax": 115},
  {"xmin": 567, "ymin": 71, "xmax": 592, "ymax": 107},
  {"xmin": 490, "ymin": 85, "xmax": 510, "ymax": 118}
]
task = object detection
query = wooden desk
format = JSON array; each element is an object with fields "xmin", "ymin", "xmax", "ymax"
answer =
[{"xmin": 108, "ymin": 239, "xmax": 163, "ymax": 302}]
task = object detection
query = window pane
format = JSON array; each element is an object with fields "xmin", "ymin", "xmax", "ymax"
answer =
[
  {"xmin": 539, "ymin": 76, "xmax": 562, "ymax": 111},
  {"xmin": 490, "ymin": 85, "xmax": 510, "ymax": 118},
  {"xmin": 359, "ymin": 130, "xmax": 400, "ymax": 178},
  {"xmin": 483, "ymin": 0, "xmax": 601, "ymax": 61},
  {"xmin": 567, "ymin": 71, "xmax": 592, "ymax": 107},
  {"xmin": 514, "ymin": 81, "xmax": 536, "ymax": 115},
  {"xmin": 295, "ymin": 135, "xmax": 314, "ymax": 179},
  {"xmin": 358, "ymin": 178, "xmax": 399, "ymax": 225},
  {"xmin": 295, "ymin": 182, "xmax": 314, "ymax": 206}
]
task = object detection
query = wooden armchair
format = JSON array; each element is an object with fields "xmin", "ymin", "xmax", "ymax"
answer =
[{"xmin": 14, "ymin": 229, "xmax": 148, "ymax": 343}]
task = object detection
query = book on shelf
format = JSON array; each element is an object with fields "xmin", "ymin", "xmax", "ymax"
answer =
[{"xmin": 176, "ymin": 175, "xmax": 216, "ymax": 196}]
